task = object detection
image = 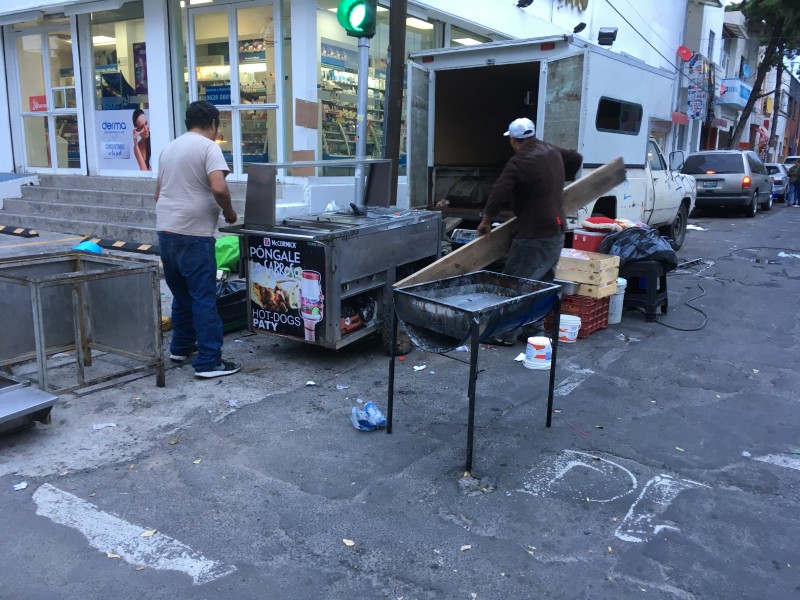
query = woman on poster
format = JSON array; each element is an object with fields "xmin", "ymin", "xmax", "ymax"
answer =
[{"xmin": 132, "ymin": 107, "xmax": 151, "ymax": 171}]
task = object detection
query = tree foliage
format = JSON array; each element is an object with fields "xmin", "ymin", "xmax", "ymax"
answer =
[{"xmin": 726, "ymin": 0, "xmax": 800, "ymax": 147}]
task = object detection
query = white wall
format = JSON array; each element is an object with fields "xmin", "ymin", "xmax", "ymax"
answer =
[{"xmin": 418, "ymin": 0, "xmax": 686, "ymax": 73}]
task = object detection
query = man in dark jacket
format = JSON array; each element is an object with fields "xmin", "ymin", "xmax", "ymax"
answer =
[{"xmin": 478, "ymin": 117, "xmax": 582, "ymax": 345}]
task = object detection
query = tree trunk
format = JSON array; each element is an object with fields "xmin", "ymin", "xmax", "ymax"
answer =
[
  {"xmin": 729, "ymin": 20, "xmax": 784, "ymax": 147},
  {"xmin": 769, "ymin": 57, "xmax": 784, "ymax": 161}
]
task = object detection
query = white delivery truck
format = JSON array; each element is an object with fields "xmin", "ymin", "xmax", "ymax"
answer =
[{"xmin": 405, "ymin": 35, "xmax": 696, "ymax": 249}]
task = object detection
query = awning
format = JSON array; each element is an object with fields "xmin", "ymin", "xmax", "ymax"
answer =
[
  {"xmin": 671, "ymin": 111, "xmax": 689, "ymax": 125},
  {"xmin": 0, "ymin": 0, "xmax": 129, "ymax": 21}
]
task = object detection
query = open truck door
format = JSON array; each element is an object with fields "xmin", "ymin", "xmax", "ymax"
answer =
[{"xmin": 407, "ymin": 61, "xmax": 431, "ymax": 208}]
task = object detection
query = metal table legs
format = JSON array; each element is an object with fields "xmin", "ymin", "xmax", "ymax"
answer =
[{"xmin": 387, "ymin": 298, "xmax": 561, "ymax": 472}]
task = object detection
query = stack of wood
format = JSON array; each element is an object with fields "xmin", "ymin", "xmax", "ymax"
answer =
[{"xmin": 555, "ymin": 248, "xmax": 620, "ymax": 299}]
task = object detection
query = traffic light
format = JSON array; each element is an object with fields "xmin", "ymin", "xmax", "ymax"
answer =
[{"xmin": 337, "ymin": 0, "xmax": 377, "ymax": 38}]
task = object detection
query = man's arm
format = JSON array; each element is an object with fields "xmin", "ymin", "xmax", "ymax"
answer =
[
  {"xmin": 561, "ymin": 148, "xmax": 583, "ymax": 182},
  {"xmin": 208, "ymin": 170, "xmax": 237, "ymax": 224},
  {"xmin": 154, "ymin": 179, "xmax": 160, "ymax": 202},
  {"xmin": 478, "ymin": 161, "xmax": 517, "ymax": 236}
]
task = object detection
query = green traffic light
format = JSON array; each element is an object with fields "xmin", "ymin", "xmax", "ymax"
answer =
[{"xmin": 336, "ymin": 0, "xmax": 377, "ymax": 38}]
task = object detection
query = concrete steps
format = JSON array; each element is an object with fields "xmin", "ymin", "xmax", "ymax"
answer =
[{"xmin": 0, "ymin": 174, "xmax": 247, "ymax": 245}]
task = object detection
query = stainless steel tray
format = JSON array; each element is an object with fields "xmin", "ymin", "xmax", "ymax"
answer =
[{"xmin": 394, "ymin": 271, "xmax": 560, "ymax": 352}]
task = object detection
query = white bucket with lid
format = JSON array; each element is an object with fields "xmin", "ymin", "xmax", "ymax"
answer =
[
  {"xmin": 608, "ymin": 277, "xmax": 628, "ymax": 325},
  {"xmin": 524, "ymin": 336, "xmax": 552, "ymax": 369},
  {"xmin": 558, "ymin": 314, "xmax": 581, "ymax": 343}
]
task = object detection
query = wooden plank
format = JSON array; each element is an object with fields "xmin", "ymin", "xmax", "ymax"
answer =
[
  {"xmin": 562, "ymin": 157, "xmax": 626, "ymax": 215},
  {"xmin": 395, "ymin": 157, "xmax": 626, "ymax": 288}
]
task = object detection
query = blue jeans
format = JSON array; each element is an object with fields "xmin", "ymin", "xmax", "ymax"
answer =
[{"xmin": 158, "ymin": 232, "xmax": 222, "ymax": 372}]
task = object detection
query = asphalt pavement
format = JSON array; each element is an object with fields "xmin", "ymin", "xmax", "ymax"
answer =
[{"xmin": 0, "ymin": 205, "xmax": 799, "ymax": 599}]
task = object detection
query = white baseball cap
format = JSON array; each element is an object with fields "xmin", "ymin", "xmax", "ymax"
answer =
[{"xmin": 503, "ymin": 117, "xmax": 536, "ymax": 139}]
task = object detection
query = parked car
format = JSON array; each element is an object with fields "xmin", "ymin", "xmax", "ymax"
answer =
[
  {"xmin": 782, "ymin": 155, "xmax": 800, "ymax": 165},
  {"xmin": 681, "ymin": 150, "xmax": 772, "ymax": 217},
  {"xmin": 765, "ymin": 163, "xmax": 789, "ymax": 202}
]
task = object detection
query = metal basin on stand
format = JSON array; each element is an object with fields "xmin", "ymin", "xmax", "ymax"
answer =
[
  {"xmin": 387, "ymin": 271, "xmax": 562, "ymax": 472},
  {"xmin": 393, "ymin": 271, "xmax": 560, "ymax": 352}
]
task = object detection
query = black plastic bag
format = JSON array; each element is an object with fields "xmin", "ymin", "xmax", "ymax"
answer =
[
  {"xmin": 216, "ymin": 278, "xmax": 247, "ymax": 297},
  {"xmin": 597, "ymin": 226, "xmax": 678, "ymax": 271}
]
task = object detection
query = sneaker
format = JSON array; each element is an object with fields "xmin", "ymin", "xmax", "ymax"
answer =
[
  {"xmin": 194, "ymin": 360, "xmax": 241, "ymax": 379},
  {"xmin": 484, "ymin": 335, "xmax": 516, "ymax": 346},
  {"xmin": 170, "ymin": 346, "xmax": 198, "ymax": 362}
]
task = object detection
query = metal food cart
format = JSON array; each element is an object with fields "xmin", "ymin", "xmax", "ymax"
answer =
[{"xmin": 220, "ymin": 160, "xmax": 443, "ymax": 349}]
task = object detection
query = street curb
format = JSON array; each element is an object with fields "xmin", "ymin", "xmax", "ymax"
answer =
[{"xmin": 0, "ymin": 225, "xmax": 39, "ymax": 238}]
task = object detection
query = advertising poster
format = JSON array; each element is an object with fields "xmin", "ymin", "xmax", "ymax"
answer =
[
  {"xmin": 247, "ymin": 236, "xmax": 326, "ymax": 341},
  {"xmin": 95, "ymin": 108, "xmax": 151, "ymax": 171}
]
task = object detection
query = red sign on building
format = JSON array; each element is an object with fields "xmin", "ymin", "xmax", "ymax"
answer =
[{"xmin": 29, "ymin": 95, "xmax": 47, "ymax": 112}]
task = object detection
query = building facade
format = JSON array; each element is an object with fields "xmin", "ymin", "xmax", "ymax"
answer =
[{"xmin": 0, "ymin": 0, "xmax": 691, "ymax": 208}]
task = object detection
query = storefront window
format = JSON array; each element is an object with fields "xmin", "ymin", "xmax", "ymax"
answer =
[
  {"xmin": 182, "ymin": 2, "xmax": 279, "ymax": 176},
  {"xmin": 16, "ymin": 34, "xmax": 46, "ymax": 109},
  {"xmin": 91, "ymin": 3, "xmax": 148, "ymax": 111},
  {"xmin": 14, "ymin": 19, "xmax": 81, "ymax": 171},
  {"xmin": 449, "ymin": 25, "xmax": 492, "ymax": 47},
  {"xmin": 91, "ymin": 1, "xmax": 151, "ymax": 172},
  {"xmin": 317, "ymin": 2, "xmax": 435, "ymax": 174},
  {"xmin": 23, "ymin": 116, "xmax": 50, "ymax": 168}
]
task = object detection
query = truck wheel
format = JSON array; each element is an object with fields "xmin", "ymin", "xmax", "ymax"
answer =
[
  {"xmin": 760, "ymin": 193, "xmax": 773, "ymax": 211},
  {"xmin": 660, "ymin": 203, "xmax": 688, "ymax": 250},
  {"xmin": 381, "ymin": 313, "xmax": 414, "ymax": 356},
  {"xmin": 744, "ymin": 192, "xmax": 758, "ymax": 218}
]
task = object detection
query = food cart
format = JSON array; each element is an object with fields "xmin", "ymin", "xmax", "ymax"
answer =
[{"xmin": 220, "ymin": 160, "xmax": 442, "ymax": 349}]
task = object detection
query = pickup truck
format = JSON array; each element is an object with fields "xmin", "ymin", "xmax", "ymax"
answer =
[{"xmin": 404, "ymin": 35, "xmax": 696, "ymax": 249}]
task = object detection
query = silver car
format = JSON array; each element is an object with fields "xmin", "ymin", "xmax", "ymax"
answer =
[
  {"xmin": 765, "ymin": 163, "xmax": 789, "ymax": 202},
  {"xmin": 681, "ymin": 150, "xmax": 772, "ymax": 217}
]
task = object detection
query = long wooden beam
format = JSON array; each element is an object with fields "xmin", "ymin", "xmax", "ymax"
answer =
[{"xmin": 395, "ymin": 157, "xmax": 626, "ymax": 288}]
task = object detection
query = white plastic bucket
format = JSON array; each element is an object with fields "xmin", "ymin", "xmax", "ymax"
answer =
[
  {"xmin": 524, "ymin": 336, "xmax": 552, "ymax": 369},
  {"xmin": 558, "ymin": 314, "xmax": 581, "ymax": 343},
  {"xmin": 608, "ymin": 277, "xmax": 628, "ymax": 325}
]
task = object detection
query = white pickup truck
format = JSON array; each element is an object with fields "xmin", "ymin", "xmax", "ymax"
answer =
[{"xmin": 404, "ymin": 35, "xmax": 696, "ymax": 249}]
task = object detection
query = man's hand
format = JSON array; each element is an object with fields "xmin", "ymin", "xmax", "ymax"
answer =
[
  {"xmin": 224, "ymin": 209, "xmax": 238, "ymax": 224},
  {"xmin": 477, "ymin": 217, "xmax": 492, "ymax": 237}
]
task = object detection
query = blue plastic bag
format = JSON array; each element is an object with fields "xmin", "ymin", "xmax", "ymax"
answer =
[{"xmin": 350, "ymin": 401, "xmax": 387, "ymax": 431}]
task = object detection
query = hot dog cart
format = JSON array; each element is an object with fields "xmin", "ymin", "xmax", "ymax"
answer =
[{"xmin": 220, "ymin": 161, "xmax": 442, "ymax": 349}]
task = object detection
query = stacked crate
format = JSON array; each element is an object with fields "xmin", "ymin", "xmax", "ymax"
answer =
[{"xmin": 549, "ymin": 248, "xmax": 620, "ymax": 338}]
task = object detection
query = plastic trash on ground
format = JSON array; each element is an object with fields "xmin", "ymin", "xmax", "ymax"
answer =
[{"xmin": 350, "ymin": 401, "xmax": 387, "ymax": 431}]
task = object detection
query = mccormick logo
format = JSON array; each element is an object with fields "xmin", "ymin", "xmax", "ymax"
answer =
[{"xmin": 263, "ymin": 237, "xmax": 271, "ymax": 246}]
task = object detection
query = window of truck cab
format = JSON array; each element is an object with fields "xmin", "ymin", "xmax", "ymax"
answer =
[{"xmin": 595, "ymin": 97, "xmax": 642, "ymax": 135}]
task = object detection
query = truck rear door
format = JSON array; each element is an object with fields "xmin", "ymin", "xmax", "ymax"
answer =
[{"xmin": 407, "ymin": 61, "xmax": 431, "ymax": 208}]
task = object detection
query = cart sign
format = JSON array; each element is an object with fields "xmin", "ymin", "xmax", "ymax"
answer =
[{"xmin": 248, "ymin": 236, "xmax": 326, "ymax": 341}]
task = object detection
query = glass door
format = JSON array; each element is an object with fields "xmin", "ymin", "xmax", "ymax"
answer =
[
  {"xmin": 13, "ymin": 23, "xmax": 84, "ymax": 172},
  {"xmin": 186, "ymin": 1, "xmax": 281, "ymax": 179}
]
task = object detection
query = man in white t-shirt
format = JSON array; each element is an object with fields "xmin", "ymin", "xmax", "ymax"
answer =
[{"xmin": 155, "ymin": 100, "xmax": 240, "ymax": 379}]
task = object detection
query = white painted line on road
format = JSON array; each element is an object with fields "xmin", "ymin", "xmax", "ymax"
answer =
[
  {"xmin": 32, "ymin": 484, "xmax": 236, "ymax": 585},
  {"xmin": 615, "ymin": 475, "xmax": 710, "ymax": 543},
  {"xmin": 753, "ymin": 454, "xmax": 800, "ymax": 471},
  {"xmin": 554, "ymin": 365, "xmax": 595, "ymax": 396}
]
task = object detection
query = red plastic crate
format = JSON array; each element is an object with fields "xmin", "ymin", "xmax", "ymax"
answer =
[{"xmin": 545, "ymin": 294, "xmax": 610, "ymax": 339}]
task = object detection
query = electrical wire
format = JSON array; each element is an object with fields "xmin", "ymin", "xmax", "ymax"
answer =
[{"xmin": 650, "ymin": 245, "xmax": 800, "ymax": 331}]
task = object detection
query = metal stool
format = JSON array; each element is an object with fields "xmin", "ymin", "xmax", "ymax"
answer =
[{"xmin": 620, "ymin": 260, "xmax": 668, "ymax": 322}]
